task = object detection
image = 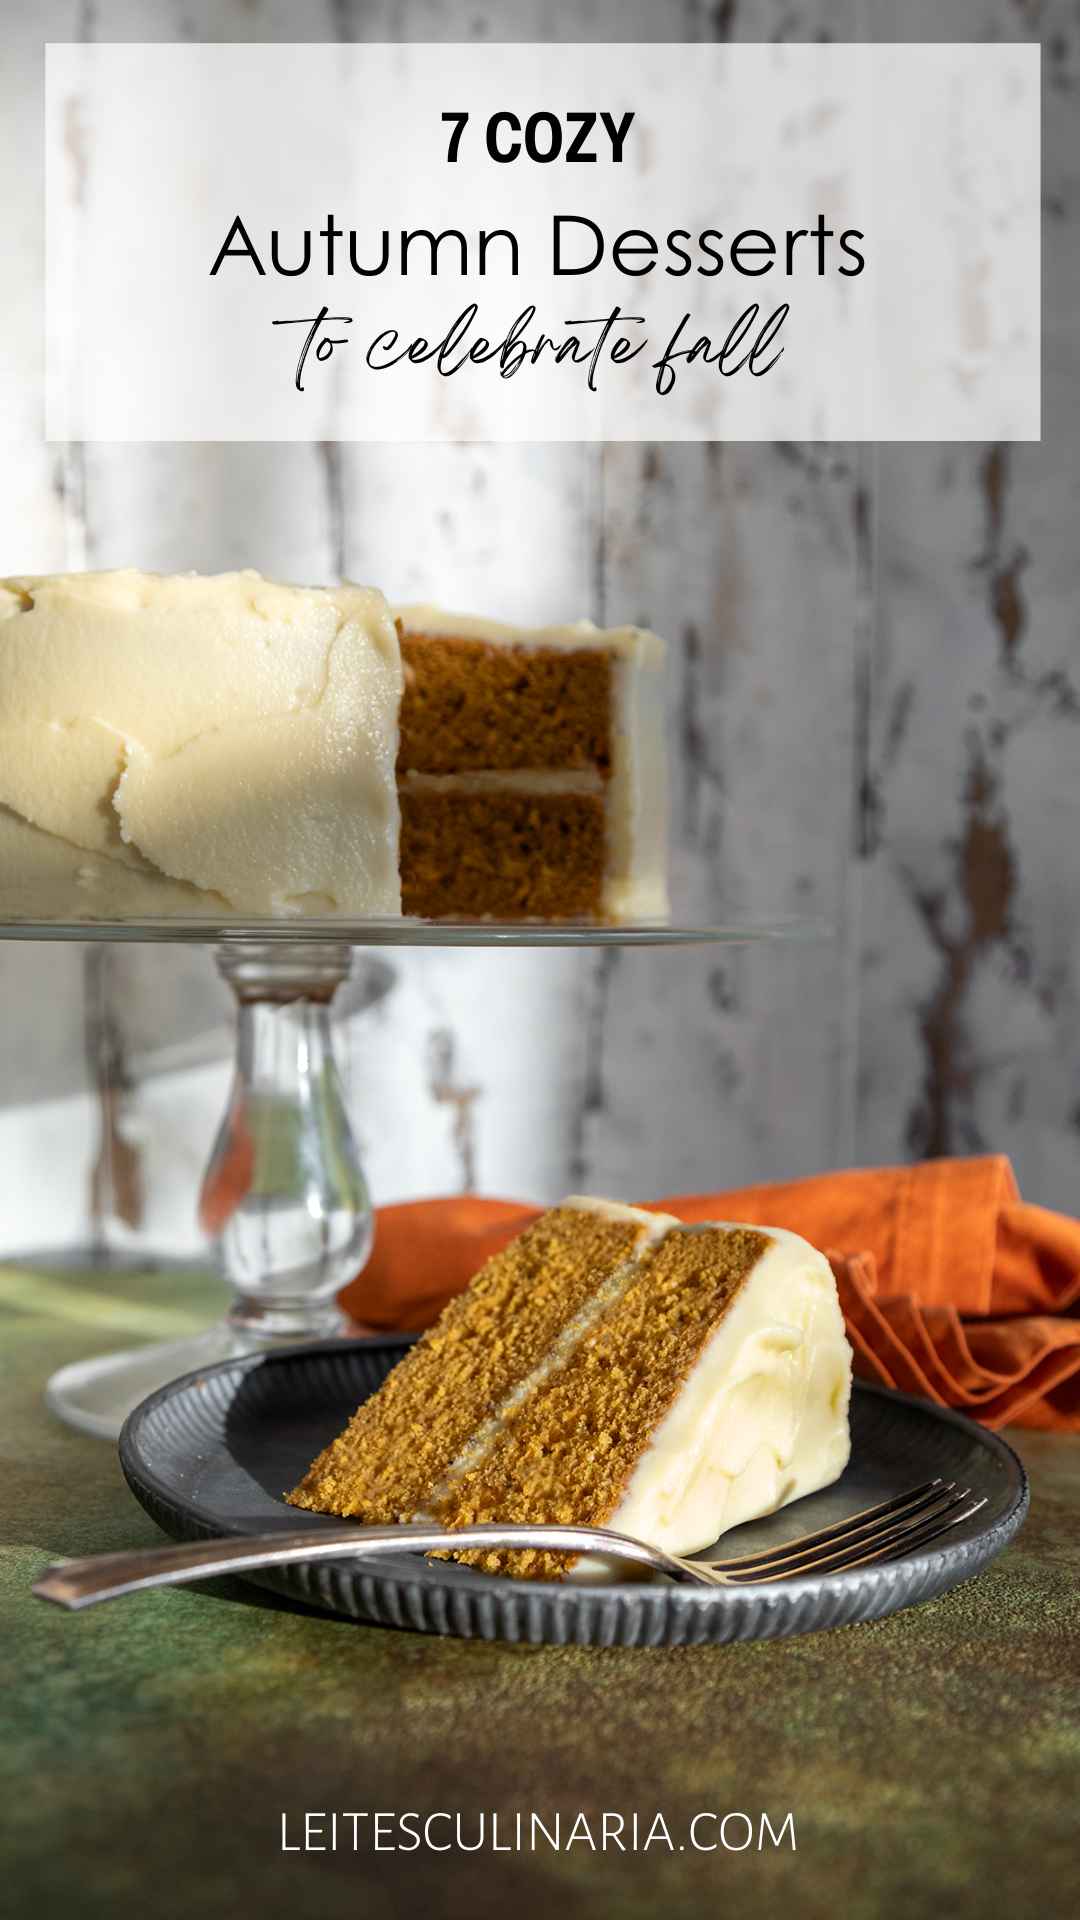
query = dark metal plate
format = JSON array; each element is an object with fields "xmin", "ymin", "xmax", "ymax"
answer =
[{"xmin": 119, "ymin": 1339, "xmax": 1028, "ymax": 1647}]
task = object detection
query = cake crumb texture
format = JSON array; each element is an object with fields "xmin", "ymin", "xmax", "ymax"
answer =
[
  {"xmin": 398, "ymin": 637, "xmax": 613, "ymax": 775},
  {"xmin": 399, "ymin": 787, "xmax": 607, "ymax": 920},
  {"xmin": 433, "ymin": 1227, "xmax": 770, "ymax": 1580},
  {"xmin": 286, "ymin": 1208, "xmax": 647, "ymax": 1523}
]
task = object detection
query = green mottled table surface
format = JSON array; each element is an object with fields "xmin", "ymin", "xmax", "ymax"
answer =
[{"xmin": 3, "ymin": 1266, "xmax": 1079, "ymax": 1920}]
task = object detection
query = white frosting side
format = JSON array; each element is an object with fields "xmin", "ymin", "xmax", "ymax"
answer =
[
  {"xmin": 0, "ymin": 570, "xmax": 403, "ymax": 917},
  {"xmin": 0, "ymin": 804, "xmax": 228, "ymax": 918},
  {"xmin": 607, "ymin": 643, "xmax": 669, "ymax": 921},
  {"xmin": 605, "ymin": 1223, "xmax": 853, "ymax": 1559},
  {"xmin": 394, "ymin": 606, "xmax": 669, "ymax": 922}
]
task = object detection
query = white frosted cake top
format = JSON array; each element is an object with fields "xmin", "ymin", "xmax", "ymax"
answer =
[{"xmin": 395, "ymin": 604, "xmax": 663, "ymax": 665}]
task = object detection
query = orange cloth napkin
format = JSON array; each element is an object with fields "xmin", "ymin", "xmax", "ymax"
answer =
[{"xmin": 339, "ymin": 1157, "xmax": 1080, "ymax": 1431}]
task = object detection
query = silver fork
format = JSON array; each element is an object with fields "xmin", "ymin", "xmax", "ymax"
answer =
[{"xmin": 33, "ymin": 1478, "xmax": 985, "ymax": 1610}]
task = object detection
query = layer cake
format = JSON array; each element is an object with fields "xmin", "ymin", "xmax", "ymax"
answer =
[
  {"xmin": 287, "ymin": 1198, "xmax": 853, "ymax": 1580},
  {"xmin": 0, "ymin": 571, "xmax": 667, "ymax": 924}
]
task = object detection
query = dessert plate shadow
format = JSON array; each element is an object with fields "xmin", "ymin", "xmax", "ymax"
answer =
[{"xmin": 118, "ymin": 1338, "xmax": 1028, "ymax": 1648}]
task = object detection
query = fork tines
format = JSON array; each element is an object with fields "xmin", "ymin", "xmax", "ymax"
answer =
[{"xmin": 702, "ymin": 1479, "xmax": 988, "ymax": 1584}]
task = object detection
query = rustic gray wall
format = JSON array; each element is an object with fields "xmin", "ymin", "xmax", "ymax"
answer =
[{"xmin": 0, "ymin": 0, "xmax": 1076, "ymax": 1258}]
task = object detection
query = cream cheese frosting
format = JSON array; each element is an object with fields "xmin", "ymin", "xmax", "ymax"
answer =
[
  {"xmin": 605, "ymin": 1222, "xmax": 853, "ymax": 1558},
  {"xmin": 0, "ymin": 570, "xmax": 403, "ymax": 918}
]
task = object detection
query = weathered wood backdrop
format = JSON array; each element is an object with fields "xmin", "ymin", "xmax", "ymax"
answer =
[{"xmin": 1, "ymin": 0, "xmax": 1077, "ymax": 1260}]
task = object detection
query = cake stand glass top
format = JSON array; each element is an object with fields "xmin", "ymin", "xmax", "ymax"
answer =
[{"xmin": 0, "ymin": 912, "xmax": 827, "ymax": 947}]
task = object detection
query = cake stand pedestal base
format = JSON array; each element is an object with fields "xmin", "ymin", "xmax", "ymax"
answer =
[{"xmin": 44, "ymin": 940, "xmax": 390, "ymax": 1441}]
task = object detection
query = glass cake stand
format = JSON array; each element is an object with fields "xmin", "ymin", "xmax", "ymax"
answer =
[{"xmin": 0, "ymin": 913, "xmax": 824, "ymax": 1439}]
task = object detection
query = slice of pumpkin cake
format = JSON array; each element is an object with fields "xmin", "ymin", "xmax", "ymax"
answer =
[{"xmin": 288, "ymin": 1198, "xmax": 853, "ymax": 1580}]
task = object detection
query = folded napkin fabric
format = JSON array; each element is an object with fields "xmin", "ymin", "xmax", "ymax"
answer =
[{"xmin": 338, "ymin": 1157, "xmax": 1080, "ymax": 1432}]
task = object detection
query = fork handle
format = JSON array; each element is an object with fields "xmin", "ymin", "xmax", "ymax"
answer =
[{"xmin": 32, "ymin": 1522, "xmax": 690, "ymax": 1609}]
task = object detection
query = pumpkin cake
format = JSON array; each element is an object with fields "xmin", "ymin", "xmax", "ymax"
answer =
[
  {"xmin": 0, "ymin": 573, "xmax": 667, "ymax": 925},
  {"xmin": 287, "ymin": 1198, "xmax": 853, "ymax": 1580}
]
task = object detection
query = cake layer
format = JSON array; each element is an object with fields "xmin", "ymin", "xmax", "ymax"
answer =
[
  {"xmin": 398, "ymin": 634, "xmax": 613, "ymax": 776},
  {"xmin": 287, "ymin": 1200, "xmax": 666, "ymax": 1525},
  {"xmin": 288, "ymin": 1200, "xmax": 853, "ymax": 1582},
  {"xmin": 399, "ymin": 778, "xmax": 608, "ymax": 919},
  {"xmin": 0, "ymin": 570, "xmax": 403, "ymax": 918}
]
